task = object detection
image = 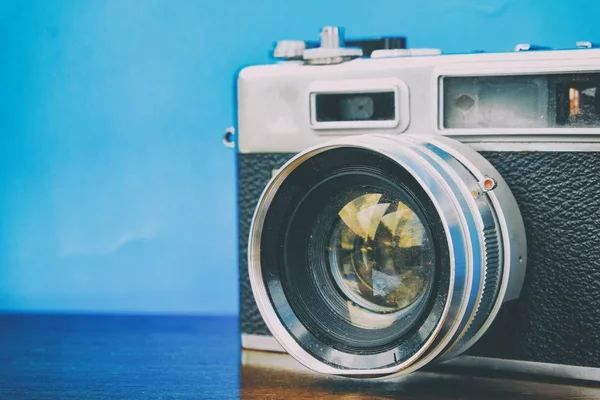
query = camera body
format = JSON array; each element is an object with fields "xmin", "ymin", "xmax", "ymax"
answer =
[{"xmin": 236, "ymin": 27, "xmax": 600, "ymax": 381}]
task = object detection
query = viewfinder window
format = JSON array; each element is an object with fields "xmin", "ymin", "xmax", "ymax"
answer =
[{"xmin": 315, "ymin": 92, "xmax": 395, "ymax": 122}]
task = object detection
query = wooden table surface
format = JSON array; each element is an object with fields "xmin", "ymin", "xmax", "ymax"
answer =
[
  {"xmin": 1, "ymin": 314, "xmax": 598, "ymax": 399},
  {"xmin": 242, "ymin": 349, "xmax": 600, "ymax": 400}
]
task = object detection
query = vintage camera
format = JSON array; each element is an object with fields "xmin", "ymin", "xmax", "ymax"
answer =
[{"xmin": 232, "ymin": 27, "xmax": 600, "ymax": 381}]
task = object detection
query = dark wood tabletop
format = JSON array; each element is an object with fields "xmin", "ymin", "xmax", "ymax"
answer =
[
  {"xmin": 242, "ymin": 350, "xmax": 600, "ymax": 400},
  {"xmin": 1, "ymin": 314, "xmax": 599, "ymax": 399}
]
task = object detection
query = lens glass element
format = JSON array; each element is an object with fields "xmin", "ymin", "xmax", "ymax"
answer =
[{"xmin": 327, "ymin": 192, "xmax": 435, "ymax": 326}]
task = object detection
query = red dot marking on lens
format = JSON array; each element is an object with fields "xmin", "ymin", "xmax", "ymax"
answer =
[{"xmin": 484, "ymin": 179, "xmax": 494, "ymax": 190}]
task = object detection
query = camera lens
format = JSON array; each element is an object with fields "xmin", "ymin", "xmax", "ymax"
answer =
[
  {"xmin": 254, "ymin": 146, "xmax": 451, "ymax": 361},
  {"xmin": 327, "ymin": 193, "xmax": 434, "ymax": 318},
  {"xmin": 248, "ymin": 134, "xmax": 526, "ymax": 378}
]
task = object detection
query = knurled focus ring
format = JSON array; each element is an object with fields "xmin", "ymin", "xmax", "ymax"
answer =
[{"xmin": 458, "ymin": 225, "xmax": 502, "ymax": 345}]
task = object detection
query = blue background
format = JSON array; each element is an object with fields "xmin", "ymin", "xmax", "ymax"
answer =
[{"xmin": 0, "ymin": 0, "xmax": 598, "ymax": 315}]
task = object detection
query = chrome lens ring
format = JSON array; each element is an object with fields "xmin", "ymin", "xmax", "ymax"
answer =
[
  {"xmin": 248, "ymin": 134, "xmax": 526, "ymax": 378},
  {"xmin": 373, "ymin": 135, "xmax": 502, "ymax": 361},
  {"xmin": 253, "ymin": 146, "xmax": 455, "ymax": 371}
]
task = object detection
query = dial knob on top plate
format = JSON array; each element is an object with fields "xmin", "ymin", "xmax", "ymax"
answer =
[
  {"xmin": 273, "ymin": 40, "xmax": 306, "ymax": 59},
  {"xmin": 320, "ymin": 26, "xmax": 343, "ymax": 48},
  {"xmin": 303, "ymin": 26, "xmax": 363, "ymax": 65}
]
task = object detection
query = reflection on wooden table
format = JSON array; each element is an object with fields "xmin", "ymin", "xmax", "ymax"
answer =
[{"xmin": 241, "ymin": 350, "xmax": 600, "ymax": 400}]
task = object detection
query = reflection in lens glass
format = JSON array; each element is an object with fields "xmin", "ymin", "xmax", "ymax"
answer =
[{"xmin": 328, "ymin": 193, "xmax": 435, "ymax": 327}]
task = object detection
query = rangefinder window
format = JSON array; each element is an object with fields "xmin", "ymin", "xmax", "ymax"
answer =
[
  {"xmin": 555, "ymin": 74, "xmax": 600, "ymax": 127},
  {"xmin": 442, "ymin": 72, "xmax": 600, "ymax": 129},
  {"xmin": 315, "ymin": 92, "xmax": 395, "ymax": 122}
]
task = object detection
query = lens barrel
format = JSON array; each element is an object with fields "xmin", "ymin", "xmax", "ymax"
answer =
[{"xmin": 248, "ymin": 134, "xmax": 526, "ymax": 378}]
